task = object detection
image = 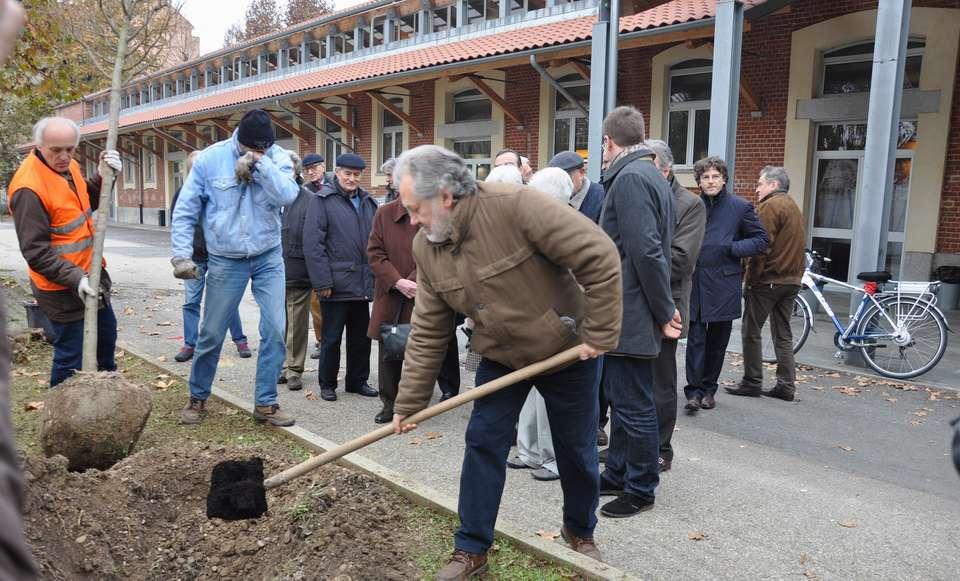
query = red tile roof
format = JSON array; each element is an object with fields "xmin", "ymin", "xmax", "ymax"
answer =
[{"xmin": 79, "ymin": 0, "xmax": 766, "ymax": 136}]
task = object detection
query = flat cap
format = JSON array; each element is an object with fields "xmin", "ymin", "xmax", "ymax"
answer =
[
  {"xmin": 336, "ymin": 153, "xmax": 366, "ymax": 170},
  {"xmin": 547, "ymin": 151, "xmax": 585, "ymax": 172},
  {"xmin": 302, "ymin": 153, "xmax": 325, "ymax": 167}
]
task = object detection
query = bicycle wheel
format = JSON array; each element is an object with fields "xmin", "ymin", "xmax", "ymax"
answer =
[
  {"xmin": 761, "ymin": 294, "xmax": 812, "ymax": 363},
  {"xmin": 856, "ymin": 298, "xmax": 948, "ymax": 379}
]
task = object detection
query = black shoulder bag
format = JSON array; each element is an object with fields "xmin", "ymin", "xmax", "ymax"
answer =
[{"xmin": 379, "ymin": 297, "xmax": 411, "ymax": 361}]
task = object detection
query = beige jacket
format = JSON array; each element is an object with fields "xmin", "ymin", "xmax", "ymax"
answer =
[{"xmin": 395, "ymin": 182, "xmax": 622, "ymax": 416}]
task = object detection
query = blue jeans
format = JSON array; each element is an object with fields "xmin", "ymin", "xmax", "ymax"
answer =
[
  {"xmin": 187, "ymin": 246, "xmax": 286, "ymax": 406},
  {"xmin": 49, "ymin": 304, "xmax": 118, "ymax": 387},
  {"xmin": 182, "ymin": 261, "xmax": 246, "ymax": 348},
  {"xmin": 601, "ymin": 356, "xmax": 660, "ymax": 500},
  {"xmin": 455, "ymin": 357, "xmax": 600, "ymax": 554},
  {"xmin": 684, "ymin": 320, "xmax": 733, "ymax": 399}
]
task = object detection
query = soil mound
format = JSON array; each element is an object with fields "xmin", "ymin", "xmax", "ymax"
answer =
[{"xmin": 21, "ymin": 444, "xmax": 422, "ymax": 580}]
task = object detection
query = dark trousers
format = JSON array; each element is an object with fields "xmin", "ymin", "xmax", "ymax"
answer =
[
  {"xmin": 684, "ymin": 320, "xmax": 733, "ymax": 399},
  {"xmin": 601, "ymin": 356, "xmax": 659, "ymax": 500},
  {"xmin": 597, "ymin": 355, "xmax": 608, "ymax": 429},
  {"xmin": 378, "ymin": 334, "xmax": 461, "ymax": 412},
  {"xmin": 741, "ymin": 284, "xmax": 800, "ymax": 392},
  {"xmin": 652, "ymin": 338, "xmax": 679, "ymax": 462},
  {"xmin": 49, "ymin": 304, "xmax": 118, "ymax": 388},
  {"xmin": 318, "ymin": 301, "xmax": 371, "ymax": 391},
  {"xmin": 455, "ymin": 357, "xmax": 600, "ymax": 554}
]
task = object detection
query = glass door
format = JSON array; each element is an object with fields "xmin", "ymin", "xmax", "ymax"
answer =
[{"xmin": 453, "ymin": 139, "xmax": 491, "ymax": 181}]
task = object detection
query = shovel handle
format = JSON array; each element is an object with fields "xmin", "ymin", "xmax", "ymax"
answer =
[{"xmin": 263, "ymin": 344, "xmax": 585, "ymax": 490}]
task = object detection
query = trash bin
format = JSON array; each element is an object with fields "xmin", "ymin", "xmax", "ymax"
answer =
[
  {"xmin": 23, "ymin": 301, "xmax": 56, "ymax": 343},
  {"xmin": 935, "ymin": 266, "xmax": 960, "ymax": 310}
]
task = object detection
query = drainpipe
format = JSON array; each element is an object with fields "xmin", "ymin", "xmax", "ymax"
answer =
[
  {"xmin": 274, "ymin": 101, "xmax": 355, "ymax": 152},
  {"xmin": 529, "ymin": 55, "xmax": 588, "ymax": 117},
  {"xmin": 605, "ymin": 0, "xmax": 619, "ymax": 114}
]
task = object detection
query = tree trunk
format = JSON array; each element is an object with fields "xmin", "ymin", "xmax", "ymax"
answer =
[{"xmin": 82, "ymin": 17, "xmax": 130, "ymax": 371}]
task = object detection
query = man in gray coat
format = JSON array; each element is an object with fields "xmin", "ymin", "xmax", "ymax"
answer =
[
  {"xmin": 645, "ymin": 139, "xmax": 706, "ymax": 472},
  {"xmin": 597, "ymin": 107, "xmax": 682, "ymax": 518}
]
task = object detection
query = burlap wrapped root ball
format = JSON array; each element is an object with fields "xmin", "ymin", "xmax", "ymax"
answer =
[{"xmin": 41, "ymin": 372, "xmax": 153, "ymax": 471}]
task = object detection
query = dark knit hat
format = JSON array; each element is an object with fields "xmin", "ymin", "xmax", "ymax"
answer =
[
  {"xmin": 237, "ymin": 109, "xmax": 276, "ymax": 150},
  {"xmin": 302, "ymin": 153, "xmax": 325, "ymax": 167},
  {"xmin": 336, "ymin": 153, "xmax": 366, "ymax": 170}
]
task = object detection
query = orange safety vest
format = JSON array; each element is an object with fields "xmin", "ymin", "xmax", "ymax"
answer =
[{"xmin": 7, "ymin": 151, "xmax": 102, "ymax": 292}]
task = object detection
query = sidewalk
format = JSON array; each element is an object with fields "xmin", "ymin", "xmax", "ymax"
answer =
[{"xmin": 108, "ymin": 284, "xmax": 960, "ymax": 580}]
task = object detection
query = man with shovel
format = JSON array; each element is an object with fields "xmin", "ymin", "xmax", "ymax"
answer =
[{"xmin": 391, "ymin": 145, "xmax": 623, "ymax": 577}]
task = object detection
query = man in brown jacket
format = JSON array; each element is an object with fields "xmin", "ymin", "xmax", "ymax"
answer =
[
  {"xmin": 391, "ymin": 145, "xmax": 622, "ymax": 578},
  {"xmin": 727, "ymin": 166, "xmax": 805, "ymax": 401},
  {"xmin": 366, "ymin": 197, "xmax": 460, "ymax": 424}
]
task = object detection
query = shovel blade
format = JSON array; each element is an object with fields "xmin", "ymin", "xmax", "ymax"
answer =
[{"xmin": 207, "ymin": 458, "xmax": 268, "ymax": 520}]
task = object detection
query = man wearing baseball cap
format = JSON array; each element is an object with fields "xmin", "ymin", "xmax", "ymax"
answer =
[
  {"xmin": 299, "ymin": 152, "xmax": 329, "ymax": 361},
  {"xmin": 171, "ymin": 108, "xmax": 300, "ymax": 427},
  {"xmin": 547, "ymin": 151, "xmax": 606, "ymax": 223},
  {"xmin": 304, "ymin": 153, "xmax": 380, "ymax": 402}
]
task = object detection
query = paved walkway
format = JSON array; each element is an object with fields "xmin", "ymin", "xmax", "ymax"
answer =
[{"xmin": 3, "ymin": 222, "xmax": 960, "ymax": 579}]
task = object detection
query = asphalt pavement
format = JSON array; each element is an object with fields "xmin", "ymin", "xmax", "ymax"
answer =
[{"xmin": 2, "ymin": 220, "xmax": 959, "ymax": 580}]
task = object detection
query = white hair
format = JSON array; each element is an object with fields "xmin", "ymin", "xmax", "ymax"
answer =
[
  {"xmin": 33, "ymin": 117, "xmax": 81, "ymax": 147},
  {"xmin": 393, "ymin": 145, "xmax": 478, "ymax": 201},
  {"xmin": 644, "ymin": 138, "xmax": 673, "ymax": 171},
  {"xmin": 528, "ymin": 167, "xmax": 574, "ymax": 204},
  {"xmin": 485, "ymin": 165, "xmax": 523, "ymax": 185}
]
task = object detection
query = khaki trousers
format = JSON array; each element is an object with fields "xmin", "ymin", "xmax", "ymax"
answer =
[{"xmin": 283, "ymin": 287, "xmax": 313, "ymax": 379}]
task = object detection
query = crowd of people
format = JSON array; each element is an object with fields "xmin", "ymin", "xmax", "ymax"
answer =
[{"xmin": 7, "ymin": 100, "xmax": 809, "ymax": 578}]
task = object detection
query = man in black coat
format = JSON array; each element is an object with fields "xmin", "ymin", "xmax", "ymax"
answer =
[
  {"xmin": 597, "ymin": 106, "xmax": 682, "ymax": 518},
  {"xmin": 684, "ymin": 157, "xmax": 768, "ymax": 412},
  {"xmin": 304, "ymin": 153, "xmax": 379, "ymax": 402},
  {"xmin": 279, "ymin": 151, "xmax": 313, "ymax": 392}
]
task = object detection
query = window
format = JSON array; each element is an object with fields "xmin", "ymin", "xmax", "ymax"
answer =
[
  {"xmin": 453, "ymin": 139, "xmax": 491, "ymax": 180},
  {"xmin": 667, "ymin": 59, "xmax": 711, "ymax": 166},
  {"xmin": 398, "ymin": 13, "xmax": 419, "ymax": 41},
  {"xmin": 467, "ymin": 0, "xmax": 499, "ymax": 24},
  {"xmin": 510, "ymin": 0, "xmax": 546, "ymax": 17},
  {"xmin": 432, "ymin": 5, "xmax": 457, "ymax": 33},
  {"xmin": 553, "ymin": 73, "xmax": 590, "ymax": 158},
  {"xmin": 453, "ymin": 89, "xmax": 492, "ymax": 122},
  {"xmin": 123, "ymin": 152, "xmax": 136, "ymax": 188},
  {"xmin": 372, "ymin": 16, "xmax": 386, "ymax": 46},
  {"xmin": 380, "ymin": 98, "xmax": 405, "ymax": 169},
  {"xmin": 322, "ymin": 106, "xmax": 345, "ymax": 169},
  {"xmin": 355, "ymin": 26, "xmax": 370, "ymax": 50},
  {"xmin": 330, "ymin": 34, "xmax": 345, "ymax": 55},
  {"xmin": 820, "ymin": 40, "xmax": 925, "ymax": 96},
  {"xmin": 167, "ymin": 130, "xmax": 184, "ymax": 154},
  {"xmin": 142, "ymin": 137, "xmax": 157, "ymax": 186}
]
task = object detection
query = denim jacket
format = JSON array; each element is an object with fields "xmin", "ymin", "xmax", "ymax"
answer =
[{"xmin": 171, "ymin": 131, "xmax": 298, "ymax": 259}]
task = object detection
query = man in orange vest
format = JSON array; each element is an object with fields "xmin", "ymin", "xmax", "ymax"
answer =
[{"xmin": 8, "ymin": 116, "xmax": 122, "ymax": 388}]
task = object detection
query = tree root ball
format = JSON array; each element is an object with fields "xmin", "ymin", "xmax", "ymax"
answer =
[{"xmin": 40, "ymin": 372, "xmax": 152, "ymax": 471}]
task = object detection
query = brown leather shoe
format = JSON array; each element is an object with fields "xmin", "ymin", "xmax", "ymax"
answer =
[
  {"xmin": 436, "ymin": 550, "xmax": 488, "ymax": 580},
  {"xmin": 253, "ymin": 404, "xmax": 295, "ymax": 427},
  {"xmin": 561, "ymin": 526, "xmax": 603, "ymax": 562},
  {"xmin": 700, "ymin": 393, "xmax": 716, "ymax": 409}
]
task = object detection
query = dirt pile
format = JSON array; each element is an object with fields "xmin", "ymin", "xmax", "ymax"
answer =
[{"xmin": 21, "ymin": 444, "xmax": 422, "ymax": 580}]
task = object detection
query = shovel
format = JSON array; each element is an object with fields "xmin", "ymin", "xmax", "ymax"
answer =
[{"xmin": 206, "ymin": 344, "xmax": 585, "ymax": 520}]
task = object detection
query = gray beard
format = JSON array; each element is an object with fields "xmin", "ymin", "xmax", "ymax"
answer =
[{"xmin": 425, "ymin": 207, "xmax": 454, "ymax": 243}]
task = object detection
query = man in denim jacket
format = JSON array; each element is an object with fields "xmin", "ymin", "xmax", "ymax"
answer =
[{"xmin": 171, "ymin": 109, "xmax": 299, "ymax": 427}]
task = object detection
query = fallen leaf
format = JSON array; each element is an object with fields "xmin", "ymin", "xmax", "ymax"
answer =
[
  {"xmin": 409, "ymin": 438, "xmax": 423, "ymax": 446},
  {"xmin": 833, "ymin": 386, "xmax": 862, "ymax": 396},
  {"xmin": 910, "ymin": 419, "xmax": 923, "ymax": 427},
  {"xmin": 24, "ymin": 401, "xmax": 44, "ymax": 411},
  {"xmin": 687, "ymin": 531, "xmax": 708, "ymax": 541},
  {"xmin": 836, "ymin": 445, "xmax": 855, "ymax": 452},
  {"xmin": 928, "ymin": 391, "xmax": 941, "ymax": 401},
  {"xmin": 824, "ymin": 372, "xmax": 842, "ymax": 378},
  {"xmin": 913, "ymin": 409, "xmax": 929, "ymax": 418},
  {"xmin": 799, "ymin": 553, "xmax": 809, "ymax": 565},
  {"xmin": 809, "ymin": 386, "xmax": 825, "ymax": 391},
  {"xmin": 156, "ymin": 355, "xmax": 167, "ymax": 362},
  {"xmin": 803, "ymin": 572, "xmax": 819, "ymax": 579},
  {"xmin": 838, "ymin": 520, "xmax": 857, "ymax": 528},
  {"xmin": 535, "ymin": 530, "xmax": 560, "ymax": 541},
  {"xmin": 884, "ymin": 396, "xmax": 898, "ymax": 403},
  {"xmin": 145, "ymin": 331, "xmax": 160, "ymax": 337},
  {"xmin": 304, "ymin": 391, "xmax": 317, "ymax": 401},
  {"xmin": 425, "ymin": 431, "xmax": 442, "ymax": 440},
  {"xmin": 122, "ymin": 306, "xmax": 135, "ymax": 316},
  {"xmin": 153, "ymin": 380, "xmax": 174, "ymax": 390},
  {"xmin": 156, "ymin": 320, "xmax": 173, "ymax": 327},
  {"xmin": 115, "ymin": 350, "xmax": 126, "ymax": 358}
]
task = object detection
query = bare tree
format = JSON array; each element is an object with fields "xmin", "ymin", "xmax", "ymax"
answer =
[
  {"xmin": 63, "ymin": 0, "xmax": 182, "ymax": 370},
  {"xmin": 285, "ymin": 0, "xmax": 333, "ymax": 26},
  {"xmin": 223, "ymin": 0, "xmax": 284, "ymax": 47}
]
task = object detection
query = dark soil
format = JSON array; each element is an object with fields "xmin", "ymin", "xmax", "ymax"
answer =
[{"xmin": 21, "ymin": 444, "xmax": 422, "ymax": 580}]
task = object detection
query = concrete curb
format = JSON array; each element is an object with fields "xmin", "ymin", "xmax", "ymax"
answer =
[{"xmin": 118, "ymin": 340, "xmax": 639, "ymax": 581}]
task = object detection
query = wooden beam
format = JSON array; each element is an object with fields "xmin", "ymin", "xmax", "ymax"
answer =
[
  {"xmin": 739, "ymin": 78, "xmax": 761, "ymax": 112},
  {"xmin": 465, "ymin": 74, "xmax": 523, "ymax": 127},
  {"xmin": 569, "ymin": 60, "xmax": 591, "ymax": 82},
  {"xmin": 685, "ymin": 38, "xmax": 712, "ymax": 50},
  {"xmin": 303, "ymin": 101, "xmax": 356, "ymax": 138},
  {"xmin": 123, "ymin": 133, "xmax": 164, "ymax": 158},
  {"xmin": 151, "ymin": 130, "xmax": 193, "ymax": 152},
  {"xmin": 366, "ymin": 91, "xmax": 424, "ymax": 137},
  {"xmin": 116, "ymin": 142, "xmax": 139, "ymax": 161},
  {"xmin": 209, "ymin": 118, "xmax": 233, "ymax": 135},
  {"xmin": 176, "ymin": 124, "xmax": 211, "ymax": 147},
  {"xmin": 268, "ymin": 112, "xmax": 313, "ymax": 142}
]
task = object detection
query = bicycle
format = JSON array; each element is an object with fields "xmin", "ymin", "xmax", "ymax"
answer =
[{"xmin": 760, "ymin": 250, "xmax": 950, "ymax": 379}]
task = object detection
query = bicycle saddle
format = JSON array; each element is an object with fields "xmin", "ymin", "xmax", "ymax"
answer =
[{"xmin": 856, "ymin": 271, "xmax": 892, "ymax": 283}]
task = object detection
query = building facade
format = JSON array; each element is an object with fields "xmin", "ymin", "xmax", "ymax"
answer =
[{"xmin": 48, "ymin": 0, "xmax": 960, "ymax": 283}]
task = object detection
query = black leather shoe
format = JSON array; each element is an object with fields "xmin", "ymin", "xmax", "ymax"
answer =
[
  {"xmin": 725, "ymin": 384, "xmax": 761, "ymax": 397},
  {"xmin": 374, "ymin": 409, "xmax": 393, "ymax": 423},
  {"xmin": 658, "ymin": 457, "xmax": 672, "ymax": 473},
  {"xmin": 762, "ymin": 386, "xmax": 796, "ymax": 401},
  {"xmin": 320, "ymin": 388, "xmax": 337, "ymax": 401},
  {"xmin": 277, "ymin": 375, "xmax": 288, "ymax": 384},
  {"xmin": 439, "ymin": 392, "xmax": 456, "ymax": 402},
  {"xmin": 685, "ymin": 397, "xmax": 701, "ymax": 411},
  {"xmin": 599, "ymin": 475, "xmax": 621, "ymax": 496},
  {"xmin": 345, "ymin": 383, "xmax": 378, "ymax": 397},
  {"xmin": 700, "ymin": 393, "xmax": 716, "ymax": 409},
  {"xmin": 600, "ymin": 493, "xmax": 654, "ymax": 518}
]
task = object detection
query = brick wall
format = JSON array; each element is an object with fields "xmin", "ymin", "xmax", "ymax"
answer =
[
  {"xmin": 504, "ymin": 66, "xmax": 542, "ymax": 168},
  {"xmin": 935, "ymin": 55, "xmax": 960, "ymax": 254}
]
